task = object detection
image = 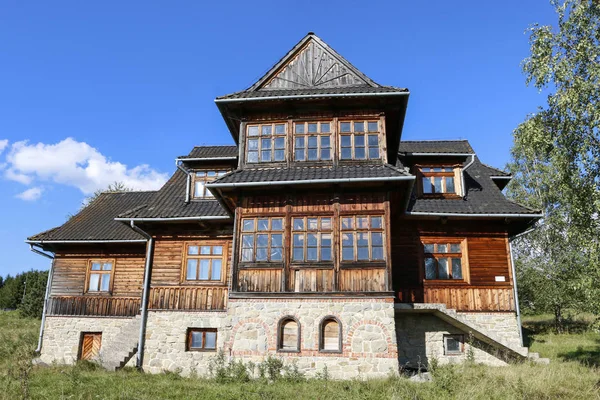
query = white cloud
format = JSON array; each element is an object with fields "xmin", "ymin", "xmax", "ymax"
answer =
[
  {"xmin": 3, "ymin": 138, "xmax": 168, "ymax": 195},
  {"xmin": 0, "ymin": 139, "xmax": 8, "ymax": 155},
  {"xmin": 16, "ymin": 186, "xmax": 43, "ymax": 201}
]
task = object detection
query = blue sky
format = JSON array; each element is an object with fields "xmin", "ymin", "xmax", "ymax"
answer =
[{"xmin": 0, "ymin": 1, "xmax": 557, "ymax": 276}]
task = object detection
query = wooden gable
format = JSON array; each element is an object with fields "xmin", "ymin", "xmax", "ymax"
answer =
[{"xmin": 250, "ymin": 33, "xmax": 379, "ymax": 91}]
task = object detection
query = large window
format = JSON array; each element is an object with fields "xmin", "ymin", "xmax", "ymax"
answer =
[
  {"xmin": 240, "ymin": 217, "xmax": 284, "ymax": 263},
  {"xmin": 184, "ymin": 243, "xmax": 226, "ymax": 283},
  {"xmin": 294, "ymin": 121, "xmax": 332, "ymax": 161},
  {"xmin": 186, "ymin": 328, "xmax": 217, "ymax": 351},
  {"xmin": 246, "ymin": 123, "xmax": 286, "ymax": 163},
  {"xmin": 292, "ymin": 216, "xmax": 333, "ymax": 262},
  {"xmin": 319, "ymin": 317, "xmax": 341, "ymax": 352},
  {"xmin": 278, "ymin": 317, "xmax": 300, "ymax": 352},
  {"xmin": 87, "ymin": 260, "xmax": 114, "ymax": 293},
  {"xmin": 419, "ymin": 166, "xmax": 458, "ymax": 196},
  {"xmin": 339, "ymin": 120, "xmax": 380, "ymax": 160},
  {"xmin": 423, "ymin": 241, "xmax": 465, "ymax": 280},
  {"xmin": 341, "ymin": 215, "xmax": 385, "ymax": 262},
  {"xmin": 193, "ymin": 170, "xmax": 228, "ymax": 198}
]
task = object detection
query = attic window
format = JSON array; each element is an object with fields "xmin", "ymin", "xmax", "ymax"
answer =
[
  {"xmin": 246, "ymin": 123, "xmax": 287, "ymax": 163},
  {"xmin": 417, "ymin": 166, "xmax": 462, "ymax": 197},
  {"xmin": 193, "ymin": 170, "xmax": 228, "ymax": 198},
  {"xmin": 339, "ymin": 120, "xmax": 380, "ymax": 160}
]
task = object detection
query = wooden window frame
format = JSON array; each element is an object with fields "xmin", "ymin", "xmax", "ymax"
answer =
[
  {"xmin": 416, "ymin": 164, "xmax": 462, "ymax": 198},
  {"xmin": 239, "ymin": 217, "xmax": 285, "ymax": 267},
  {"xmin": 291, "ymin": 216, "xmax": 334, "ymax": 265},
  {"xmin": 181, "ymin": 241, "xmax": 228, "ymax": 285},
  {"xmin": 339, "ymin": 120, "xmax": 381, "ymax": 161},
  {"xmin": 246, "ymin": 122, "xmax": 287, "ymax": 164},
  {"xmin": 421, "ymin": 238, "xmax": 470, "ymax": 284},
  {"xmin": 192, "ymin": 170, "xmax": 229, "ymax": 199},
  {"xmin": 340, "ymin": 215, "xmax": 386, "ymax": 265},
  {"xmin": 293, "ymin": 121, "xmax": 333, "ymax": 162},
  {"xmin": 319, "ymin": 316, "xmax": 342, "ymax": 353},
  {"xmin": 444, "ymin": 334, "xmax": 464, "ymax": 356},
  {"xmin": 85, "ymin": 259, "xmax": 115, "ymax": 294},
  {"xmin": 186, "ymin": 328, "xmax": 218, "ymax": 352},
  {"xmin": 277, "ymin": 316, "xmax": 301, "ymax": 353}
]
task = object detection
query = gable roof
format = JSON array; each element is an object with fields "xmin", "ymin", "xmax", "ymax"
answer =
[
  {"xmin": 178, "ymin": 145, "xmax": 238, "ymax": 160},
  {"xmin": 398, "ymin": 140, "xmax": 474, "ymax": 155},
  {"xmin": 27, "ymin": 191, "xmax": 156, "ymax": 242}
]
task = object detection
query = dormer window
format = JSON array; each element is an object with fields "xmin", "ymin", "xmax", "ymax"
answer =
[
  {"xmin": 193, "ymin": 170, "xmax": 228, "ymax": 198},
  {"xmin": 339, "ymin": 120, "xmax": 380, "ymax": 160},
  {"xmin": 246, "ymin": 123, "xmax": 287, "ymax": 163},
  {"xmin": 417, "ymin": 165, "xmax": 462, "ymax": 197}
]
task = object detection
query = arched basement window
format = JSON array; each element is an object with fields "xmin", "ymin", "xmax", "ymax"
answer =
[
  {"xmin": 320, "ymin": 317, "xmax": 341, "ymax": 352},
  {"xmin": 278, "ymin": 317, "xmax": 300, "ymax": 352}
]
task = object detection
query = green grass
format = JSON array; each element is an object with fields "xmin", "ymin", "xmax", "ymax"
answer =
[{"xmin": 1, "ymin": 311, "xmax": 599, "ymax": 400}]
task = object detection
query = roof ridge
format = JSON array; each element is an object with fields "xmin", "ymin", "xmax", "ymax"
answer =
[
  {"xmin": 400, "ymin": 139, "xmax": 469, "ymax": 143},
  {"xmin": 192, "ymin": 144, "xmax": 237, "ymax": 148}
]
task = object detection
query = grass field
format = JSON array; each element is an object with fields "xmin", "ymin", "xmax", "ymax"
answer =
[{"xmin": 0, "ymin": 311, "xmax": 599, "ymax": 399}]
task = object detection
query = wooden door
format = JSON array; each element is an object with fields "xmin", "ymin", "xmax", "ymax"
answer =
[{"xmin": 79, "ymin": 333, "xmax": 102, "ymax": 360}]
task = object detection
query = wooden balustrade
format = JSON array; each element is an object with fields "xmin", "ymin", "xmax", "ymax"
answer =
[
  {"xmin": 397, "ymin": 287, "xmax": 515, "ymax": 312},
  {"xmin": 148, "ymin": 286, "xmax": 228, "ymax": 311},
  {"xmin": 47, "ymin": 296, "xmax": 141, "ymax": 317}
]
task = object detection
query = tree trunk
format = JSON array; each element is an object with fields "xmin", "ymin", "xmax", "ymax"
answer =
[{"xmin": 554, "ymin": 305, "xmax": 563, "ymax": 333}]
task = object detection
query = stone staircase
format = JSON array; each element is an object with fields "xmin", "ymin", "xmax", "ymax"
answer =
[
  {"xmin": 396, "ymin": 303, "xmax": 549, "ymax": 364},
  {"xmin": 99, "ymin": 315, "xmax": 141, "ymax": 371}
]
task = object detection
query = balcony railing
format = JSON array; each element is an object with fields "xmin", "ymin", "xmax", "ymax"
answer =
[
  {"xmin": 397, "ymin": 286, "xmax": 515, "ymax": 312},
  {"xmin": 47, "ymin": 296, "xmax": 141, "ymax": 317},
  {"xmin": 148, "ymin": 286, "xmax": 228, "ymax": 311}
]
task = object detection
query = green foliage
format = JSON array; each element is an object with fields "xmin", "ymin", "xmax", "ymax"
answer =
[
  {"xmin": 0, "ymin": 270, "xmax": 48, "ymax": 319},
  {"xmin": 508, "ymin": 0, "xmax": 600, "ymax": 326}
]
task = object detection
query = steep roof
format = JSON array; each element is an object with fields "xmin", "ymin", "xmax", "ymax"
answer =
[
  {"xmin": 178, "ymin": 145, "xmax": 238, "ymax": 160},
  {"xmin": 398, "ymin": 140, "xmax": 474, "ymax": 155},
  {"xmin": 28, "ymin": 191, "xmax": 156, "ymax": 242}
]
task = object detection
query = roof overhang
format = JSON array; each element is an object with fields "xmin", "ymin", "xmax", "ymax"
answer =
[
  {"xmin": 176, "ymin": 157, "xmax": 237, "ymax": 162},
  {"xmin": 25, "ymin": 239, "xmax": 147, "ymax": 244},
  {"xmin": 215, "ymin": 91, "xmax": 409, "ymax": 104},
  {"xmin": 206, "ymin": 175, "xmax": 415, "ymax": 189},
  {"xmin": 113, "ymin": 216, "xmax": 231, "ymax": 222},
  {"xmin": 399, "ymin": 153, "xmax": 474, "ymax": 157},
  {"xmin": 404, "ymin": 211, "xmax": 543, "ymax": 218}
]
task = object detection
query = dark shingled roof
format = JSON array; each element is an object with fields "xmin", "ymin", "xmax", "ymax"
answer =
[
  {"xmin": 479, "ymin": 162, "xmax": 511, "ymax": 177},
  {"xmin": 398, "ymin": 140, "xmax": 474, "ymax": 154},
  {"xmin": 209, "ymin": 164, "xmax": 411, "ymax": 185},
  {"xmin": 407, "ymin": 157, "xmax": 538, "ymax": 215},
  {"xmin": 118, "ymin": 169, "xmax": 229, "ymax": 219},
  {"xmin": 178, "ymin": 145, "xmax": 238, "ymax": 159},
  {"xmin": 28, "ymin": 191, "xmax": 156, "ymax": 241},
  {"xmin": 216, "ymin": 86, "xmax": 408, "ymax": 101}
]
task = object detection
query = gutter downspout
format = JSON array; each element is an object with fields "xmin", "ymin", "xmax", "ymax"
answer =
[
  {"xmin": 509, "ymin": 227, "xmax": 535, "ymax": 347},
  {"xmin": 129, "ymin": 221, "xmax": 154, "ymax": 369},
  {"xmin": 461, "ymin": 154, "xmax": 475, "ymax": 198},
  {"xmin": 176, "ymin": 159, "xmax": 191, "ymax": 203},
  {"xmin": 29, "ymin": 244, "xmax": 55, "ymax": 353}
]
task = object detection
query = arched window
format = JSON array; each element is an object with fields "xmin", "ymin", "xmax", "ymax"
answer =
[
  {"xmin": 278, "ymin": 317, "xmax": 300, "ymax": 352},
  {"xmin": 319, "ymin": 317, "xmax": 341, "ymax": 352}
]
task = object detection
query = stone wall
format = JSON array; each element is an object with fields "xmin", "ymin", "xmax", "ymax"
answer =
[
  {"xmin": 457, "ymin": 312, "xmax": 522, "ymax": 350},
  {"xmin": 142, "ymin": 298, "xmax": 399, "ymax": 379}
]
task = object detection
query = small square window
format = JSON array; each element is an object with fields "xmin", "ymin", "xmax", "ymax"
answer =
[
  {"xmin": 444, "ymin": 334, "xmax": 464, "ymax": 355},
  {"xmin": 187, "ymin": 328, "xmax": 218, "ymax": 351}
]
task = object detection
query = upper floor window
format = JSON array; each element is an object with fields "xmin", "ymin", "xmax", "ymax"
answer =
[
  {"xmin": 418, "ymin": 166, "xmax": 459, "ymax": 196},
  {"xmin": 341, "ymin": 215, "xmax": 385, "ymax": 262},
  {"xmin": 246, "ymin": 123, "xmax": 286, "ymax": 163},
  {"xmin": 184, "ymin": 243, "xmax": 226, "ymax": 283},
  {"xmin": 240, "ymin": 217, "xmax": 284, "ymax": 263},
  {"xmin": 292, "ymin": 216, "xmax": 333, "ymax": 262},
  {"xmin": 423, "ymin": 241, "xmax": 465, "ymax": 280},
  {"xmin": 87, "ymin": 260, "xmax": 114, "ymax": 293},
  {"xmin": 193, "ymin": 170, "xmax": 228, "ymax": 198},
  {"xmin": 339, "ymin": 120, "xmax": 380, "ymax": 160},
  {"xmin": 294, "ymin": 122, "xmax": 332, "ymax": 161}
]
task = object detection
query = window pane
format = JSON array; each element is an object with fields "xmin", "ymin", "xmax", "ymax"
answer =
[
  {"xmin": 308, "ymin": 123, "xmax": 318, "ymax": 133},
  {"xmin": 425, "ymin": 258, "xmax": 436, "ymax": 279},
  {"xmin": 424, "ymin": 244, "xmax": 435, "ymax": 253},
  {"xmin": 295, "ymin": 123, "xmax": 305, "ymax": 134},
  {"xmin": 257, "ymin": 219, "xmax": 269, "ymax": 231},
  {"xmin": 213, "ymin": 246, "xmax": 223, "ymax": 255},
  {"xmin": 199, "ymin": 260, "xmax": 210, "ymax": 280},
  {"xmin": 293, "ymin": 234, "xmax": 304, "ymax": 247},
  {"xmin": 446, "ymin": 177, "xmax": 455, "ymax": 193},
  {"xmin": 308, "ymin": 149, "xmax": 318, "ymax": 160},
  {"xmin": 295, "ymin": 150, "xmax": 305, "ymax": 161},
  {"xmin": 367, "ymin": 121, "xmax": 378, "ymax": 132},
  {"xmin": 371, "ymin": 232, "xmax": 383, "ymax": 246},
  {"xmin": 271, "ymin": 247, "xmax": 283, "ymax": 261},
  {"xmin": 256, "ymin": 234, "xmax": 268, "ymax": 247},
  {"xmin": 248, "ymin": 126, "xmax": 259, "ymax": 136},
  {"xmin": 102, "ymin": 263, "xmax": 112, "ymax": 271},
  {"xmin": 451, "ymin": 258, "xmax": 462, "ymax": 279},
  {"xmin": 321, "ymin": 247, "xmax": 332, "ymax": 261},
  {"xmin": 321, "ymin": 149, "xmax": 331, "ymax": 160},
  {"xmin": 274, "ymin": 137, "xmax": 285, "ymax": 149},
  {"xmin": 261, "ymin": 150, "xmax": 271, "ymax": 161},
  {"xmin": 247, "ymin": 139, "xmax": 258, "ymax": 150},
  {"xmin": 275, "ymin": 124, "xmax": 286, "ymax": 135},
  {"xmin": 321, "ymin": 123, "xmax": 330, "ymax": 133},
  {"xmin": 256, "ymin": 248, "xmax": 268, "ymax": 261},
  {"xmin": 187, "ymin": 259, "xmax": 198, "ymax": 280},
  {"xmin": 372, "ymin": 246, "xmax": 384, "ymax": 260},
  {"xmin": 100, "ymin": 274, "xmax": 111, "ymax": 291},
  {"xmin": 212, "ymin": 260, "xmax": 222, "ymax": 280},
  {"xmin": 242, "ymin": 234, "xmax": 254, "ymax": 248},
  {"xmin": 205, "ymin": 331, "xmax": 217, "ymax": 349},
  {"xmin": 342, "ymin": 217, "xmax": 353, "ymax": 229},
  {"xmin": 322, "ymin": 320, "xmax": 339, "ymax": 351},
  {"xmin": 293, "ymin": 247, "xmax": 304, "ymax": 261},
  {"xmin": 307, "ymin": 218, "xmax": 318, "ymax": 230},
  {"xmin": 307, "ymin": 233, "xmax": 318, "ymax": 247},
  {"xmin": 295, "ymin": 137, "xmax": 305, "ymax": 148},
  {"xmin": 274, "ymin": 150, "xmax": 285, "ymax": 161},
  {"xmin": 433, "ymin": 167, "xmax": 442, "ymax": 172},
  {"xmin": 368, "ymin": 147, "xmax": 379, "ymax": 159},
  {"xmin": 261, "ymin": 125, "xmax": 272, "ymax": 135},
  {"xmin": 321, "ymin": 218, "xmax": 332, "ymax": 230},
  {"xmin": 200, "ymin": 246, "xmax": 211, "ymax": 255},
  {"xmin": 423, "ymin": 177, "xmax": 433, "ymax": 193},
  {"xmin": 353, "ymin": 122, "xmax": 364, "ymax": 132},
  {"xmin": 271, "ymin": 234, "xmax": 283, "ymax": 247},
  {"xmin": 342, "ymin": 247, "xmax": 354, "ymax": 261},
  {"xmin": 241, "ymin": 249, "xmax": 254, "ymax": 262},
  {"xmin": 195, "ymin": 181, "xmax": 205, "ymax": 197},
  {"xmin": 91, "ymin": 262, "xmax": 101, "ymax": 271},
  {"xmin": 438, "ymin": 258, "xmax": 449, "ymax": 279},
  {"xmin": 272, "ymin": 219, "xmax": 283, "ymax": 231},
  {"xmin": 450, "ymin": 244, "xmax": 461, "ymax": 253},
  {"xmin": 321, "ymin": 136, "xmax": 330, "ymax": 147},
  {"xmin": 357, "ymin": 232, "xmax": 369, "ymax": 246},
  {"xmin": 190, "ymin": 331, "xmax": 203, "ymax": 348},
  {"xmin": 357, "ymin": 217, "xmax": 369, "ymax": 229},
  {"xmin": 354, "ymin": 135, "xmax": 365, "ymax": 147},
  {"xmin": 281, "ymin": 320, "xmax": 298, "ymax": 350},
  {"xmin": 307, "ymin": 248, "xmax": 318, "ymax": 261},
  {"xmin": 321, "ymin": 233, "xmax": 332, "ymax": 247},
  {"xmin": 434, "ymin": 177, "xmax": 443, "ymax": 192},
  {"xmin": 247, "ymin": 151, "xmax": 258, "ymax": 163},
  {"xmin": 293, "ymin": 218, "xmax": 304, "ymax": 230},
  {"xmin": 355, "ymin": 147, "xmax": 365, "ymax": 159},
  {"xmin": 307, "ymin": 136, "xmax": 317, "ymax": 148},
  {"xmin": 446, "ymin": 337, "xmax": 460, "ymax": 353},
  {"xmin": 341, "ymin": 136, "xmax": 351, "ymax": 147},
  {"xmin": 242, "ymin": 220, "xmax": 255, "ymax": 232},
  {"xmin": 89, "ymin": 274, "xmax": 100, "ymax": 291},
  {"xmin": 207, "ymin": 171, "xmax": 216, "ymax": 177},
  {"xmin": 341, "ymin": 148, "xmax": 352, "ymax": 159},
  {"xmin": 438, "ymin": 244, "xmax": 447, "ymax": 253},
  {"xmin": 340, "ymin": 122, "xmax": 351, "ymax": 133},
  {"xmin": 371, "ymin": 216, "xmax": 382, "ymax": 229},
  {"xmin": 357, "ymin": 246, "xmax": 369, "ymax": 260}
]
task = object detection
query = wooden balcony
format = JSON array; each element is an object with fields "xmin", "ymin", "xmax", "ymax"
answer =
[
  {"xmin": 148, "ymin": 286, "xmax": 228, "ymax": 311},
  {"xmin": 397, "ymin": 286, "xmax": 515, "ymax": 312},
  {"xmin": 47, "ymin": 296, "xmax": 141, "ymax": 317}
]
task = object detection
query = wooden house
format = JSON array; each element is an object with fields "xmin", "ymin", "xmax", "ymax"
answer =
[{"xmin": 28, "ymin": 33, "xmax": 543, "ymax": 378}]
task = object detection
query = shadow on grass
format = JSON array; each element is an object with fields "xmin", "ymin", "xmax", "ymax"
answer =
[{"xmin": 557, "ymin": 339, "xmax": 600, "ymax": 368}]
